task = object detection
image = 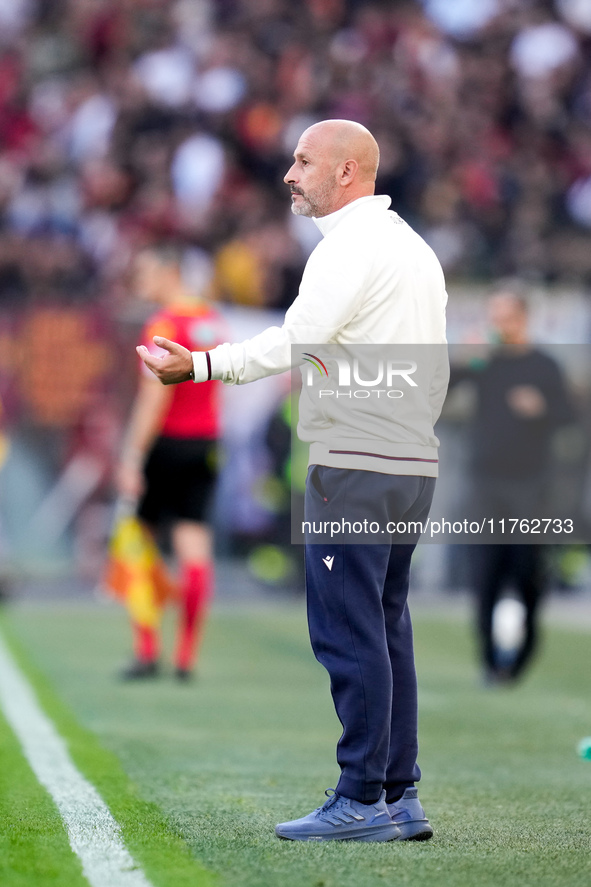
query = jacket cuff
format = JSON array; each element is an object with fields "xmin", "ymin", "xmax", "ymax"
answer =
[{"xmin": 191, "ymin": 351, "xmax": 211, "ymax": 383}]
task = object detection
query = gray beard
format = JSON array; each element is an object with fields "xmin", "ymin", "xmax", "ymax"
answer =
[
  {"xmin": 290, "ymin": 180, "xmax": 338, "ymax": 218},
  {"xmin": 290, "ymin": 200, "xmax": 313, "ymax": 217}
]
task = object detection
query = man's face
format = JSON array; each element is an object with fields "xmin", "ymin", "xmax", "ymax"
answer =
[
  {"xmin": 487, "ymin": 294, "xmax": 528, "ymax": 345},
  {"xmin": 284, "ymin": 131, "xmax": 339, "ymax": 218}
]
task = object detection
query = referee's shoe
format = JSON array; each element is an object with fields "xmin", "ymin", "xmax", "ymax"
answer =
[{"xmin": 275, "ymin": 789, "xmax": 400, "ymax": 842}]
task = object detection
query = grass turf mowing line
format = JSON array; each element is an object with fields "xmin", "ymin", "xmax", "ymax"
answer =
[
  {"xmin": 0, "ymin": 706, "xmax": 88, "ymax": 887},
  {"xmin": 0, "ymin": 614, "xmax": 217, "ymax": 887},
  {"xmin": 5, "ymin": 600, "xmax": 591, "ymax": 887},
  {"xmin": 0, "ymin": 629, "xmax": 155, "ymax": 887}
]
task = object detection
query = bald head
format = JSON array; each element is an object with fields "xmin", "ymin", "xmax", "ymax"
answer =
[
  {"xmin": 304, "ymin": 120, "xmax": 380, "ymax": 183},
  {"xmin": 284, "ymin": 119, "xmax": 380, "ymax": 217}
]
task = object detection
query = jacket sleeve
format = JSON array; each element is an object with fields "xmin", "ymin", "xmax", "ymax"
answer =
[{"xmin": 192, "ymin": 235, "xmax": 369, "ymax": 385}]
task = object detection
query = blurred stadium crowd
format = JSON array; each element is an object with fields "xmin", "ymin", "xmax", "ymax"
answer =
[
  {"xmin": 1, "ymin": 0, "xmax": 591, "ymax": 305},
  {"xmin": 1, "ymin": 0, "xmax": 591, "ymax": 579}
]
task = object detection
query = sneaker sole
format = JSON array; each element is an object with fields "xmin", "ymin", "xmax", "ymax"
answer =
[
  {"xmin": 275, "ymin": 823, "xmax": 400, "ymax": 843},
  {"xmin": 393, "ymin": 820, "xmax": 433, "ymax": 841}
]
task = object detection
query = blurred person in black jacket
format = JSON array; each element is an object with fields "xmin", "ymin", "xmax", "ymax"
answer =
[{"xmin": 451, "ymin": 285, "xmax": 576, "ymax": 684}]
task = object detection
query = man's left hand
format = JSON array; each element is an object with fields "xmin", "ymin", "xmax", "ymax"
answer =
[{"xmin": 137, "ymin": 337, "xmax": 193, "ymax": 385}]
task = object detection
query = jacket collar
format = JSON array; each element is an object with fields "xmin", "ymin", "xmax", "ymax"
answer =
[{"xmin": 313, "ymin": 195, "xmax": 392, "ymax": 237}]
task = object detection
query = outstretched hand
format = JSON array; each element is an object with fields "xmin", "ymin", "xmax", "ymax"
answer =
[{"xmin": 137, "ymin": 337, "xmax": 193, "ymax": 385}]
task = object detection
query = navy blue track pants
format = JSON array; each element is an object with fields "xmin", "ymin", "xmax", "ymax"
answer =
[{"xmin": 304, "ymin": 465, "xmax": 435, "ymax": 803}]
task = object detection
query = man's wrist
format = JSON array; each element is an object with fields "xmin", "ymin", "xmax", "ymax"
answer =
[{"xmin": 191, "ymin": 351, "xmax": 212, "ymax": 383}]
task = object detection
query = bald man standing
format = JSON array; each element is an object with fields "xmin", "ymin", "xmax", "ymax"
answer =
[{"xmin": 139, "ymin": 120, "xmax": 448, "ymax": 843}]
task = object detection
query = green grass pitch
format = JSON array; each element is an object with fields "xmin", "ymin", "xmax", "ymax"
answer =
[{"xmin": 1, "ymin": 597, "xmax": 591, "ymax": 887}]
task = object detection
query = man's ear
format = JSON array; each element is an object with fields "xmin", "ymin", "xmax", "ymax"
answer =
[{"xmin": 339, "ymin": 158, "xmax": 359, "ymax": 186}]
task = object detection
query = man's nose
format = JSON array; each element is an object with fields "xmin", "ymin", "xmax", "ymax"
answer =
[{"xmin": 284, "ymin": 163, "xmax": 296, "ymax": 184}]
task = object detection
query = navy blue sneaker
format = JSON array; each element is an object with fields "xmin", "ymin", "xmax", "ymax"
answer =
[
  {"xmin": 275, "ymin": 789, "xmax": 400, "ymax": 842},
  {"xmin": 387, "ymin": 788, "xmax": 433, "ymax": 841}
]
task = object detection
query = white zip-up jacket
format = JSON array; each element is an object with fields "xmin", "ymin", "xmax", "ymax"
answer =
[{"xmin": 192, "ymin": 195, "xmax": 448, "ymax": 476}]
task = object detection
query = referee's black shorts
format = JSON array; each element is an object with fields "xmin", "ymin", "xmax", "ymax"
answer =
[{"xmin": 138, "ymin": 436, "xmax": 218, "ymax": 526}]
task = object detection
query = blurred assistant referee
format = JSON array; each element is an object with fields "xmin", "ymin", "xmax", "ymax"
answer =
[
  {"xmin": 137, "ymin": 121, "xmax": 448, "ymax": 842},
  {"xmin": 117, "ymin": 244, "xmax": 224, "ymax": 681}
]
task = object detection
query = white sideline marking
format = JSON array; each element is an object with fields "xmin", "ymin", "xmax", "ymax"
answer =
[{"xmin": 0, "ymin": 632, "xmax": 154, "ymax": 887}]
